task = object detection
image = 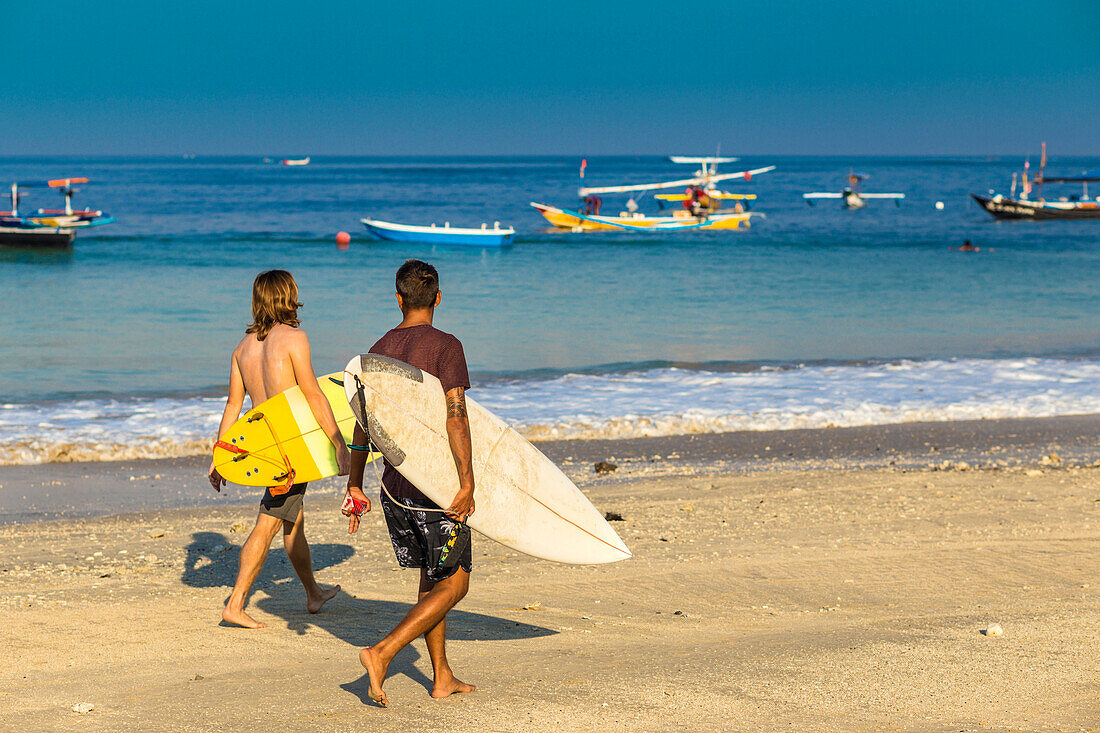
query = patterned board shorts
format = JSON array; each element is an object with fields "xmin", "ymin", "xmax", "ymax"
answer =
[{"xmin": 380, "ymin": 491, "xmax": 473, "ymax": 583}]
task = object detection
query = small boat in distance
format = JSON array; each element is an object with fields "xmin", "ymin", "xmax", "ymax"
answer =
[
  {"xmin": 668, "ymin": 155, "xmax": 738, "ymax": 165},
  {"xmin": 532, "ymin": 156, "xmax": 775, "ymax": 232},
  {"xmin": 973, "ymin": 143, "xmax": 1100, "ymax": 220},
  {"xmin": 804, "ymin": 171, "xmax": 904, "ymax": 209},
  {"xmin": 281, "ymin": 157, "xmax": 310, "ymax": 166},
  {"xmin": 0, "ymin": 178, "xmax": 115, "ymax": 248},
  {"xmin": 361, "ymin": 218, "xmax": 515, "ymax": 247}
]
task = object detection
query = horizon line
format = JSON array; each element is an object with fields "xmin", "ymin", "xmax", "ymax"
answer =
[{"xmin": 2, "ymin": 152, "xmax": 1099, "ymax": 159}]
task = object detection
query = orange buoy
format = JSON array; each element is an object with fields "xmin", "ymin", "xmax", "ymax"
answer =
[{"xmin": 335, "ymin": 231, "xmax": 351, "ymax": 247}]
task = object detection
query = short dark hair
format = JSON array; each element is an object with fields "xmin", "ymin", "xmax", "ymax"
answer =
[{"xmin": 395, "ymin": 259, "xmax": 439, "ymax": 309}]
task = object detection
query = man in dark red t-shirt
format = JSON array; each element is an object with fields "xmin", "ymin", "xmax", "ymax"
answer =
[{"xmin": 345, "ymin": 259, "xmax": 476, "ymax": 707}]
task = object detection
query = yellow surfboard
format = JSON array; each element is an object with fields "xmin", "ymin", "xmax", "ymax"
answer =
[{"xmin": 212, "ymin": 373, "xmax": 381, "ymax": 488}]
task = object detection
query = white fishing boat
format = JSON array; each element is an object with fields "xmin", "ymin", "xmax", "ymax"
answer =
[
  {"xmin": 668, "ymin": 155, "xmax": 738, "ymax": 165},
  {"xmin": 281, "ymin": 157, "xmax": 310, "ymax": 166},
  {"xmin": 803, "ymin": 171, "xmax": 904, "ymax": 209},
  {"xmin": 361, "ymin": 218, "xmax": 515, "ymax": 247}
]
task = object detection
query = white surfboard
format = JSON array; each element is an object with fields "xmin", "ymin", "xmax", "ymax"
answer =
[{"xmin": 343, "ymin": 354, "xmax": 631, "ymax": 565}]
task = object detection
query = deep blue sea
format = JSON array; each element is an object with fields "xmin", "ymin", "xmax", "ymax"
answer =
[{"xmin": 2, "ymin": 155, "xmax": 1099, "ymax": 464}]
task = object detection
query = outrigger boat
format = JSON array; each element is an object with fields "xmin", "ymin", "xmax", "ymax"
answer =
[
  {"xmin": 362, "ymin": 218, "xmax": 515, "ymax": 247},
  {"xmin": 532, "ymin": 156, "xmax": 775, "ymax": 232},
  {"xmin": 0, "ymin": 178, "xmax": 115, "ymax": 248},
  {"xmin": 972, "ymin": 143, "xmax": 1100, "ymax": 220},
  {"xmin": 803, "ymin": 171, "xmax": 904, "ymax": 209}
]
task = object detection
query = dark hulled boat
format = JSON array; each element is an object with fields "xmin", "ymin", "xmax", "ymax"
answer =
[
  {"xmin": 972, "ymin": 192, "xmax": 1100, "ymax": 220},
  {"xmin": 0, "ymin": 224, "xmax": 75, "ymax": 247},
  {"xmin": 0, "ymin": 178, "xmax": 114, "ymax": 247},
  {"xmin": 974, "ymin": 143, "xmax": 1100, "ymax": 221}
]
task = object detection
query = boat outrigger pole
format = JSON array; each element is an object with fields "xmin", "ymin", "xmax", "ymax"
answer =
[{"xmin": 578, "ymin": 165, "xmax": 776, "ymax": 197}]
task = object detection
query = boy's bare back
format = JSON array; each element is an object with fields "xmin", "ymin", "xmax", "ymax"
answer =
[
  {"xmin": 211, "ymin": 269, "xmax": 349, "ymax": 495},
  {"xmin": 233, "ymin": 323, "xmax": 308, "ymax": 405}
]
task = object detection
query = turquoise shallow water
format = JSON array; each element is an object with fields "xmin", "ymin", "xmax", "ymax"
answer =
[{"xmin": 1, "ymin": 155, "xmax": 1099, "ymax": 463}]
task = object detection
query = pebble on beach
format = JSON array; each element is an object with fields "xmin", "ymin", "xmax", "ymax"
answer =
[
  {"xmin": 72, "ymin": 703, "xmax": 94, "ymax": 714},
  {"xmin": 1040, "ymin": 452, "xmax": 1062, "ymax": 466},
  {"xmin": 594, "ymin": 461, "xmax": 618, "ymax": 474},
  {"xmin": 982, "ymin": 623, "xmax": 1004, "ymax": 637},
  {"xmin": 147, "ymin": 528, "xmax": 165, "ymax": 539},
  {"xmin": 604, "ymin": 511, "xmax": 624, "ymax": 522}
]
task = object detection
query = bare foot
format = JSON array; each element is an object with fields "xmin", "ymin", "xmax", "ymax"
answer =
[
  {"xmin": 359, "ymin": 647, "xmax": 390, "ymax": 707},
  {"xmin": 307, "ymin": 584, "xmax": 340, "ymax": 614},
  {"xmin": 431, "ymin": 672, "xmax": 476, "ymax": 699},
  {"xmin": 222, "ymin": 606, "xmax": 267, "ymax": 629}
]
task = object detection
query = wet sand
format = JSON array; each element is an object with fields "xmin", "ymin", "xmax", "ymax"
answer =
[
  {"xmin": 3, "ymin": 413, "xmax": 1099, "ymax": 524},
  {"xmin": 2, "ymin": 422, "xmax": 1099, "ymax": 730}
]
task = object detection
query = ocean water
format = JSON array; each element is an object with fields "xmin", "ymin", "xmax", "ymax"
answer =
[{"xmin": 2, "ymin": 155, "xmax": 1099, "ymax": 464}]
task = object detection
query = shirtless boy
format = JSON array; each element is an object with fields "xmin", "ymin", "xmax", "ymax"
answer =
[
  {"xmin": 209, "ymin": 269, "xmax": 350, "ymax": 629},
  {"xmin": 345, "ymin": 259, "xmax": 476, "ymax": 706}
]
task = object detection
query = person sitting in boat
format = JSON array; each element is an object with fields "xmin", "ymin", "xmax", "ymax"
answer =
[
  {"xmin": 681, "ymin": 188, "xmax": 695, "ymax": 213},
  {"xmin": 683, "ymin": 186, "xmax": 711, "ymax": 217},
  {"xmin": 584, "ymin": 194, "xmax": 602, "ymax": 215}
]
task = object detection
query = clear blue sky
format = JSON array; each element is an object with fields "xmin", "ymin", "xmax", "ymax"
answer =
[{"xmin": 3, "ymin": 0, "xmax": 1097, "ymax": 155}]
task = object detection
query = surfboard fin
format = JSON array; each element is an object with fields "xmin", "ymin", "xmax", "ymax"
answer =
[{"xmin": 328, "ymin": 377, "xmax": 344, "ymax": 386}]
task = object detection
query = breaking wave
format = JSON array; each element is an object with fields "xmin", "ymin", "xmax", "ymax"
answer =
[{"xmin": 4, "ymin": 357, "xmax": 1100, "ymax": 465}]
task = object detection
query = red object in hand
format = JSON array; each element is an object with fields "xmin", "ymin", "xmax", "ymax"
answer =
[{"xmin": 342, "ymin": 493, "xmax": 367, "ymax": 517}]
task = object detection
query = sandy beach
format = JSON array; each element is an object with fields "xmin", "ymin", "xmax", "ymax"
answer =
[
  {"xmin": 3, "ymin": 419, "xmax": 1098, "ymax": 732},
  {"xmin": 6, "ymin": 4, "xmax": 1098, "ymax": 730}
]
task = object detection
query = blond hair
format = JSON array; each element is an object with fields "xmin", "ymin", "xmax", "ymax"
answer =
[{"xmin": 246, "ymin": 270, "xmax": 302, "ymax": 340}]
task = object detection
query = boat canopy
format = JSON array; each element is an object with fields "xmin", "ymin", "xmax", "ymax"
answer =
[{"xmin": 668, "ymin": 156, "xmax": 739, "ymax": 164}]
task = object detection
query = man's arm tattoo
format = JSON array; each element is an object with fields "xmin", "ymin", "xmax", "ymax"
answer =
[{"xmin": 446, "ymin": 387, "xmax": 468, "ymax": 419}]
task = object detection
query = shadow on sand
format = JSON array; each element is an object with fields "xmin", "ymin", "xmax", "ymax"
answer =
[
  {"xmin": 253, "ymin": 567, "xmax": 558, "ymax": 703},
  {"xmin": 181, "ymin": 531, "xmax": 557, "ymax": 702},
  {"xmin": 181, "ymin": 530, "xmax": 356, "ymax": 589}
]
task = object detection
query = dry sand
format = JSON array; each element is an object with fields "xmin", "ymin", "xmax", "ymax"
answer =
[{"xmin": 3, "ymin": 453, "xmax": 1098, "ymax": 731}]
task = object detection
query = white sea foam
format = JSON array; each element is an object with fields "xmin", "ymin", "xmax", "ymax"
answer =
[
  {"xmin": 483, "ymin": 358, "xmax": 1100, "ymax": 440},
  {"xmin": 0, "ymin": 396, "xmax": 224, "ymax": 465},
  {"xmin": 3, "ymin": 358, "xmax": 1100, "ymax": 464}
]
